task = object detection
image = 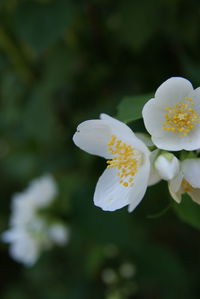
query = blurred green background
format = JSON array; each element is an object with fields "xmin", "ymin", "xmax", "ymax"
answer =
[{"xmin": 1, "ymin": 0, "xmax": 200, "ymax": 298}]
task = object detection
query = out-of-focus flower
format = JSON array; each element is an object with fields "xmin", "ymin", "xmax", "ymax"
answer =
[
  {"xmin": 142, "ymin": 77, "xmax": 200, "ymax": 151},
  {"xmin": 2, "ymin": 175, "xmax": 69, "ymax": 266},
  {"xmin": 48, "ymin": 223, "xmax": 70, "ymax": 245},
  {"xmin": 169, "ymin": 158, "xmax": 200, "ymax": 203},
  {"xmin": 10, "ymin": 175, "xmax": 58, "ymax": 227},
  {"xmin": 73, "ymin": 114, "xmax": 151, "ymax": 212},
  {"xmin": 119, "ymin": 262, "xmax": 136, "ymax": 279},
  {"xmin": 101, "ymin": 268, "xmax": 118, "ymax": 285},
  {"xmin": 154, "ymin": 152, "xmax": 180, "ymax": 181}
]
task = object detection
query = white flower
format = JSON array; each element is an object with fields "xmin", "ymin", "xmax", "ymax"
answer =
[
  {"xmin": 48, "ymin": 223, "xmax": 70, "ymax": 245},
  {"xmin": 3, "ymin": 219, "xmax": 48, "ymax": 266},
  {"xmin": 154, "ymin": 152, "xmax": 180, "ymax": 181},
  {"xmin": 25, "ymin": 175, "xmax": 58, "ymax": 208},
  {"xmin": 142, "ymin": 77, "xmax": 200, "ymax": 151},
  {"xmin": 73, "ymin": 114, "xmax": 151, "ymax": 212},
  {"xmin": 2, "ymin": 175, "xmax": 69, "ymax": 266},
  {"xmin": 169, "ymin": 158, "xmax": 200, "ymax": 204},
  {"xmin": 10, "ymin": 175, "xmax": 57, "ymax": 227}
]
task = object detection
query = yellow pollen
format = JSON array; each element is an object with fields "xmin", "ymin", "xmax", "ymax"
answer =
[
  {"xmin": 181, "ymin": 179, "xmax": 193, "ymax": 193},
  {"xmin": 106, "ymin": 135, "xmax": 138, "ymax": 187},
  {"xmin": 163, "ymin": 97, "xmax": 200, "ymax": 136}
]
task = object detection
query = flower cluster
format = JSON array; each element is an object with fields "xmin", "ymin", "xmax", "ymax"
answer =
[
  {"xmin": 73, "ymin": 77, "xmax": 200, "ymax": 212},
  {"xmin": 2, "ymin": 175, "xmax": 70, "ymax": 266}
]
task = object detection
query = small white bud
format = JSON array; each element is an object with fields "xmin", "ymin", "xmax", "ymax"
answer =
[{"xmin": 155, "ymin": 153, "xmax": 180, "ymax": 181}]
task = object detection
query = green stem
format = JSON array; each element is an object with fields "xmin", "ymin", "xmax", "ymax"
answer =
[{"xmin": 147, "ymin": 202, "xmax": 171, "ymax": 219}]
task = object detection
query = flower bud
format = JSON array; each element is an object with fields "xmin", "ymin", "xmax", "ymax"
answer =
[{"xmin": 154, "ymin": 153, "xmax": 179, "ymax": 181}]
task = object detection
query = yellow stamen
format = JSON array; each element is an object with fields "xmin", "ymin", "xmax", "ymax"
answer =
[
  {"xmin": 163, "ymin": 97, "xmax": 200, "ymax": 136},
  {"xmin": 106, "ymin": 135, "xmax": 139, "ymax": 187},
  {"xmin": 181, "ymin": 179, "xmax": 193, "ymax": 193}
]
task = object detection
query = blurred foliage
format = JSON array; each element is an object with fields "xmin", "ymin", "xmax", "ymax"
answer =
[{"xmin": 1, "ymin": 0, "xmax": 200, "ymax": 298}]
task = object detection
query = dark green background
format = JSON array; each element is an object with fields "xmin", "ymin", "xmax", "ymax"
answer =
[{"xmin": 1, "ymin": 0, "xmax": 200, "ymax": 298}]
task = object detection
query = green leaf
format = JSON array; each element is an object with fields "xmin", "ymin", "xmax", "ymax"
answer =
[
  {"xmin": 117, "ymin": 93, "xmax": 153, "ymax": 123},
  {"xmin": 173, "ymin": 194, "xmax": 200, "ymax": 230}
]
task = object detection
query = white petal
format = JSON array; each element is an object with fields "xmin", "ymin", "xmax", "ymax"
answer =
[
  {"xmin": 10, "ymin": 236, "xmax": 40, "ymax": 266},
  {"xmin": 168, "ymin": 171, "xmax": 183, "ymax": 203},
  {"xmin": 182, "ymin": 128, "xmax": 200, "ymax": 151},
  {"xmin": 94, "ymin": 168, "xmax": 131, "ymax": 211},
  {"xmin": 148, "ymin": 149, "xmax": 161, "ymax": 186},
  {"xmin": 168, "ymin": 184, "xmax": 183, "ymax": 203},
  {"xmin": 181, "ymin": 159, "xmax": 200, "ymax": 188},
  {"xmin": 27, "ymin": 175, "xmax": 58, "ymax": 207},
  {"xmin": 169, "ymin": 172, "xmax": 183, "ymax": 194},
  {"xmin": 2, "ymin": 230, "xmax": 15, "ymax": 243},
  {"xmin": 128, "ymin": 158, "xmax": 150, "ymax": 212},
  {"xmin": 100, "ymin": 114, "xmax": 145, "ymax": 148},
  {"xmin": 148, "ymin": 169, "xmax": 161, "ymax": 186},
  {"xmin": 73, "ymin": 120, "xmax": 113, "ymax": 159},
  {"xmin": 188, "ymin": 189, "xmax": 200, "ymax": 204},
  {"xmin": 152, "ymin": 129, "xmax": 200, "ymax": 151},
  {"xmin": 142, "ymin": 98, "xmax": 166, "ymax": 137},
  {"xmin": 188, "ymin": 87, "xmax": 200, "ymax": 111},
  {"xmin": 154, "ymin": 154, "xmax": 180, "ymax": 181},
  {"xmin": 73, "ymin": 115, "xmax": 141, "ymax": 159},
  {"xmin": 155, "ymin": 77, "xmax": 193, "ymax": 105},
  {"xmin": 100, "ymin": 113, "xmax": 132, "ymax": 130},
  {"xmin": 10, "ymin": 195, "xmax": 36, "ymax": 227},
  {"xmin": 3, "ymin": 228, "xmax": 40, "ymax": 266}
]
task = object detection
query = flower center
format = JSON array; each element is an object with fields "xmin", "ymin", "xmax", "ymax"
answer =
[
  {"xmin": 162, "ymin": 97, "xmax": 200, "ymax": 136},
  {"xmin": 181, "ymin": 179, "xmax": 193, "ymax": 193},
  {"xmin": 106, "ymin": 135, "xmax": 139, "ymax": 187}
]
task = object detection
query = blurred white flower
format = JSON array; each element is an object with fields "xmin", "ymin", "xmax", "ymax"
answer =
[
  {"xmin": 26, "ymin": 175, "xmax": 58, "ymax": 207},
  {"xmin": 119, "ymin": 262, "xmax": 136, "ymax": 279},
  {"xmin": 48, "ymin": 223, "xmax": 70, "ymax": 245},
  {"xmin": 169, "ymin": 158, "xmax": 200, "ymax": 204},
  {"xmin": 2, "ymin": 175, "xmax": 69, "ymax": 266},
  {"xmin": 73, "ymin": 114, "xmax": 151, "ymax": 212},
  {"xmin": 142, "ymin": 77, "xmax": 200, "ymax": 151},
  {"xmin": 101, "ymin": 268, "xmax": 118, "ymax": 285},
  {"xmin": 10, "ymin": 175, "xmax": 57, "ymax": 227},
  {"xmin": 154, "ymin": 152, "xmax": 180, "ymax": 181},
  {"xmin": 3, "ymin": 219, "xmax": 48, "ymax": 266}
]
